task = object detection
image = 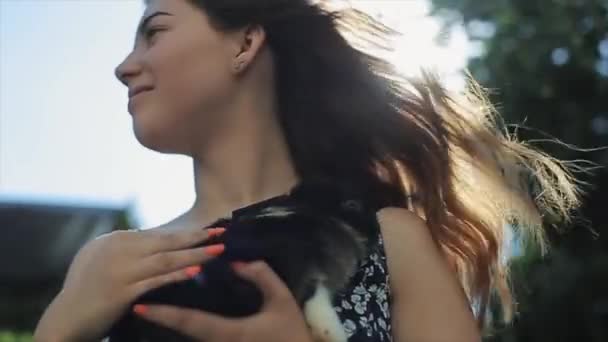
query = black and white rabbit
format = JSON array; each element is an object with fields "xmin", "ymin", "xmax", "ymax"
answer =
[{"xmin": 107, "ymin": 178, "xmax": 401, "ymax": 342}]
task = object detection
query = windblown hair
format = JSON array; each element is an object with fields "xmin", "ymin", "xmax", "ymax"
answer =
[{"xmin": 166, "ymin": 0, "xmax": 582, "ymax": 329}]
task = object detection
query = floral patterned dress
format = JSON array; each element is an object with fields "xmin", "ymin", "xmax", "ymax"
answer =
[{"xmin": 332, "ymin": 232, "xmax": 393, "ymax": 341}]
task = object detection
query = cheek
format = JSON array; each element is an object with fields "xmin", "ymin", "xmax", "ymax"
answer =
[
  {"xmin": 160, "ymin": 36, "xmax": 233, "ymax": 115},
  {"xmin": 178, "ymin": 61, "xmax": 233, "ymax": 118},
  {"xmin": 132, "ymin": 45, "xmax": 233, "ymax": 152}
]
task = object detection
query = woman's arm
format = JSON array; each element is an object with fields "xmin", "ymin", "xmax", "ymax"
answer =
[{"xmin": 377, "ymin": 207, "xmax": 481, "ymax": 342}]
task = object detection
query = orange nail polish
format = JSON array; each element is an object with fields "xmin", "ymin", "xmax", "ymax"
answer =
[
  {"xmin": 204, "ymin": 244, "xmax": 225, "ymax": 256},
  {"xmin": 133, "ymin": 304, "xmax": 148, "ymax": 315},
  {"xmin": 185, "ymin": 265, "xmax": 202, "ymax": 278},
  {"xmin": 207, "ymin": 227, "xmax": 226, "ymax": 238}
]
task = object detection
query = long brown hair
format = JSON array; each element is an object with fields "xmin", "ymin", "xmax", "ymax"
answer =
[{"xmin": 176, "ymin": 0, "xmax": 583, "ymax": 328}]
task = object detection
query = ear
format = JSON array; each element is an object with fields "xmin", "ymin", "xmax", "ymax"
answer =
[{"xmin": 229, "ymin": 25, "xmax": 267, "ymax": 74}]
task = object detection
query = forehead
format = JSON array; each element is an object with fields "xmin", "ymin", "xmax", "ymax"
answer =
[
  {"xmin": 141, "ymin": 0, "xmax": 179, "ymax": 18},
  {"xmin": 137, "ymin": 0, "xmax": 203, "ymax": 28},
  {"xmin": 134, "ymin": 0, "xmax": 181, "ymax": 43}
]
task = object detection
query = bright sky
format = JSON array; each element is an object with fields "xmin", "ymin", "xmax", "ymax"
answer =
[{"xmin": 0, "ymin": 0, "xmax": 471, "ymax": 228}]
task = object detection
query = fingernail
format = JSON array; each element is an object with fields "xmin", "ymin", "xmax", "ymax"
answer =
[
  {"xmin": 207, "ymin": 227, "xmax": 226, "ymax": 238},
  {"xmin": 133, "ymin": 304, "xmax": 148, "ymax": 316},
  {"xmin": 184, "ymin": 265, "xmax": 202, "ymax": 278},
  {"xmin": 204, "ymin": 244, "xmax": 225, "ymax": 256},
  {"xmin": 231, "ymin": 261, "xmax": 248, "ymax": 271}
]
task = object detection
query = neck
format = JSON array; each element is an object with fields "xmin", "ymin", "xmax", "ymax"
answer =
[{"xmin": 186, "ymin": 107, "xmax": 300, "ymax": 226}]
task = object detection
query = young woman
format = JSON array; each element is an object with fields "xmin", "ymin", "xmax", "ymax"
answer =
[{"xmin": 34, "ymin": 0, "xmax": 581, "ymax": 341}]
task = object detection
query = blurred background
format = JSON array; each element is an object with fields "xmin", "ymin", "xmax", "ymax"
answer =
[{"xmin": 0, "ymin": 0, "xmax": 606, "ymax": 341}]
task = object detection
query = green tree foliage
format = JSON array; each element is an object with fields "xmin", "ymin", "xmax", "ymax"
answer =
[
  {"xmin": 431, "ymin": 0, "xmax": 607, "ymax": 161},
  {"xmin": 428, "ymin": 0, "xmax": 608, "ymax": 341},
  {"xmin": 0, "ymin": 331, "xmax": 32, "ymax": 342}
]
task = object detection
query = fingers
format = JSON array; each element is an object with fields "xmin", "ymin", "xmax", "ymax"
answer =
[
  {"xmin": 130, "ymin": 267, "xmax": 196, "ymax": 297},
  {"xmin": 139, "ymin": 226, "xmax": 226, "ymax": 255},
  {"xmin": 131, "ymin": 244, "xmax": 225, "ymax": 281},
  {"xmin": 233, "ymin": 261, "xmax": 293, "ymax": 306},
  {"xmin": 132, "ymin": 304, "xmax": 239, "ymax": 341}
]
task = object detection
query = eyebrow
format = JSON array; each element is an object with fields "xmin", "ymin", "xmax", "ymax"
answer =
[{"xmin": 136, "ymin": 11, "xmax": 174, "ymax": 38}]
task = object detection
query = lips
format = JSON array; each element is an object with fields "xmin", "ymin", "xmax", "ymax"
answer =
[
  {"xmin": 128, "ymin": 89, "xmax": 152, "ymax": 114},
  {"xmin": 128, "ymin": 85, "xmax": 154, "ymax": 99},
  {"xmin": 130, "ymin": 89, "xmax": 152, "ymax": 99}
]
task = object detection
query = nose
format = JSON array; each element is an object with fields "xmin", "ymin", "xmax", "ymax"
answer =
[{"xmin": 114, "ymin": 53, "xmax": 142, "ymax": 87}]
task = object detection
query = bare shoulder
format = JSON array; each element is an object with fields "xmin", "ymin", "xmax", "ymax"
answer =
[
  {"xmin": 141, "ymin": 212, "xmax": 198, "ymax": 232},
  {"xmin": 376, "ymin": 206, "xmax": 481, "ymax": 341},
  {"xmin": 375, "ymin": 206, "xmax": 443, "ymax": 298},
  {"xmin": 376, "ymin": 207, "xmax": 433, "ymax": 250},
  {"xmin": 376, "ymin": 206, "xmax": 427, "ymax": 229},
  {"xmin": 375, "ymin": 206, "xmax": 455, "ymax": 296}
]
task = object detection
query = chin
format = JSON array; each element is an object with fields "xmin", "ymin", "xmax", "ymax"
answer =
[{"xmin": 132, "ymin": 124, "xmax": 180, "ymax": 154}]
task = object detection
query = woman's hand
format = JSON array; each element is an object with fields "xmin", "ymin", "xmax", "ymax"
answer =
[
  {"xmin": 133, "ymin": 261, "xmax": 315, "ymax": 342},
  {"xmin": 33, "ymin": 226, "xmax": 226, "ymax": 342}
]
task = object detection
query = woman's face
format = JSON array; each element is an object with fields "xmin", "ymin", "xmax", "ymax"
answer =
[{"xmin": 114, "ymin": 0, "xmax": 239, "ymax": 153}]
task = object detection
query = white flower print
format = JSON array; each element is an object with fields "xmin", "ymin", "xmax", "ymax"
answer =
[
  {"xmin": 354, "ymin": 301, "xmax": 367, "ymax": 314},
  {"xmin": 379, "ymin": 317, "xmax": 387, "ymax": 330},
  {"xmin": 376, "ymin": 285, "xmax": 387, "ymax": 303},
  {"xmin": 359, "ymin": 315, "xmax": 369, "ymax": 328},
  {"xmin": 333, "ymin": 232, "xmax": 393, "ymax": 341},
  {"xmin": 343, "ymin": 319, "xmax": 357, "ymax": 337},
  {"xmin": 353, "ymin": 285, "xmax": 367, "ymax": 295}
]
